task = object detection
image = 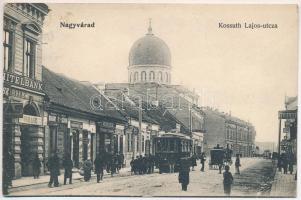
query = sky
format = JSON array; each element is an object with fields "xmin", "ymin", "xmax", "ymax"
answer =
[{"xmin": 42, "ymin": 4, "xmax": 298, "ymax": 144}]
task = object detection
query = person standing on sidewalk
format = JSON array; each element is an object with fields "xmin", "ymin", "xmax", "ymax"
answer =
[
  {"xmin": 223, "ymin": 165, "xmax": 234, "ymax": 196},
  {"xmin": 94, "ymin": 154, "xmax": 104, "ymax": 183},
  {"xmin": 62, "ymin": 154, "xmax": 73, "ymax": 185},
  {"xmin": 32, "ymin": 153, "xmax": 41, "ymax": 179},
  {"xmin": 178, "ymin": 157, "xmax": 190, "ymax": 191},
  {"xmin": 190, "ymin": 154, "xmax": 197, "ymax": 171},
  {"xmin": 282, "ymin": 153, "xmax": 288, "ymax": 174},
  {"xmin": 47, "ymin": 152, "xmax": 60, "ymax": 187},
  {"xmin": 200, "ymin": 153, "xmax": 206, "ymax": 172},
  {"xmin": 235, "ymin": 154, "xmax": 241, "ymax": 175}
]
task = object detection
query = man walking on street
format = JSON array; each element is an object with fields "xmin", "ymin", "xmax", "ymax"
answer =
[
  {"xmin": 32, "ymin": 153, "xmax": 41, "ymax": 179},
  {"xmin": 63, "ymin": 154, "xmax": 73, "ymax": 185},
  {"xmin": 47, "ymin": 152, "xmax": 60, "ymax": 187},
  {"xmin": 200, "ymin": 153, "xmax": 206, "ymax": 172},
  {"xmin": 94, "ymin": 154, "xmax": 104, "ymax": 183},
  {"xmin": 223, "ymin": 165, "xmax": 233, "ymax": 196},
  {"xmin": 235, "ymin": 154, "xmax": 241, "ymax": 175},
  {"xmin": 178, "ymin": 157, "xmax": 191, "ymax": 191}
]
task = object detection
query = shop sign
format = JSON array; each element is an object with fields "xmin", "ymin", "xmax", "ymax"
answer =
[
  {"xmin": 48, "ymin": 114, "xmax": 57, "ymax": 123},
  {"xmin": 3, "ymin": 87, "xmax": 43, "ymax": 101},
  {"xmin": 4, "ymin": 72, "xmax": 44, "ymax": 92},
  {"xmin": 19, "ymin": 114, "xmax": 42, "ymax": 125},
  {"xmin": 278, "ymin": 110, "xmax": 297, "ymax": 119},
  {"xmin": 59, "ymin": 115, "xmax": 68, "ymax": 124},
  {"xmin": 98, "ymin": 127, "xmax": 114, "ymax": 134},
  {"xmin": 99, "ymin": 121, "xmax": 115, "ymax": 129},
  {"xmin": 105, "ymin": 139, "xmax": 111, "ymax": 144},
  {"xmin": 71, "ymin": 121, "xmax": 83, "ymax": 129}
]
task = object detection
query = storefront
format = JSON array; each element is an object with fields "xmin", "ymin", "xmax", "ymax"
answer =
[
  {"xmin": 3, "ymin": 77, "xmax": 46, "ymax": 178},
  {"xmin": 96, "ymin": 121, "xmax": 116, "ymax": 155}
]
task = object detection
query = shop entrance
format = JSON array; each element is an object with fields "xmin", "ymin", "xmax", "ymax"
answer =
[
  {"xmin": 20, "ymin": 103, "xmax": 40, "ymax": 176},
  {"xmin": 72, "ymin": 130, "xmax": 80, "ymax": 168}
]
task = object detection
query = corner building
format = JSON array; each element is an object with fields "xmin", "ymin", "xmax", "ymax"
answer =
[{"xmin": 3, "ymin": 3, "xmax": 49, "ymax": 178}]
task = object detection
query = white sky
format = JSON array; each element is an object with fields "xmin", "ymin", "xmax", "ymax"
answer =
[{"xmin": 42, "ymin": 4, "xmax": 298, "ymax": 144}]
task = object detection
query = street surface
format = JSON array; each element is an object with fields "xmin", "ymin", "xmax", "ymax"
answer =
[{"xmin": 10, "ymin": 158, "xmax": 276, "ymax": 197}]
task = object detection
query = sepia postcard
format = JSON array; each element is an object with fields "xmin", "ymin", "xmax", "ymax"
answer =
[{"xmin": 1, "ymin": 1, "xmax": 299, "ymax": 198}]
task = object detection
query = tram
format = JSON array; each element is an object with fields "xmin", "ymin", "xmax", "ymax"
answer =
[{"xmin": 153, "ymin": 132, "xmax": 193, "ymax": 173}]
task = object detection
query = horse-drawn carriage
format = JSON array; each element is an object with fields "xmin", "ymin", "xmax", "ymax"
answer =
[{"xmin": 209, "ymin": 145, "xmax": 233, "ymax": 170}]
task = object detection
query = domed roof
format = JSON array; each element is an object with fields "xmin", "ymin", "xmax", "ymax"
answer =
[{"xmin": 129, "ymin": 25, "xmax": 171, "ymax": 67}]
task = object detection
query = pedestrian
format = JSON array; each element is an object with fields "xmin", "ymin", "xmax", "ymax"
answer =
[
  {"xmin": 223, "ymin": 165, "xmax": 233, "ymax": 196},
  {"xmin": 32, "ymin": 153, "xmax": 41, "ymax": 179},
  {"xmin": 178, "ymin": 157, "xmax": 190, "ymax": 191},
  {"xmin": 47, "ymin": 152, "xmax": 60, "ymax": 187},
  {"xmin": 94, "ymin": 154, "xmax": 104, "ymax": 183},
  {"xmin": 235, "ymin": 154, "xmax": 241, "ymax": 175},
  {"xmin": 277, "ymin": 155, "xmax": 283, "ymax": 172},
  {"xmin": 62, "ymin": 154, "xmax": 73, "ymax": 185},
  {"xmin": 3, "ymin": 151, "xmax": 15, "ymax": 195},
  {"xmin": 83, "ymin": 159, "xmax": 93, "ymax": 181},
  {"xmin": 169, "ymin": 155, "xmax": 175, "ymax": 173},
  {"xmin": 200, "ymin": 153, "xmax": 206, "ymax": 172},
  {"xmin": 118, "ymin": 153, "xmax": 124, "ymax": 170},
  {"xmin": 138, "ymin": 155, "xmax": 143, "ymax": 174},
  {"xmin": 110, "ymin": 155, "xmax": 117, "ymax": 177},
  {"xmin": 282, "ymin": 153, "xmax": 288, "ymax": 174},
  {"xmin": 130, "ymin": 157, "xmax": 135, "ymax": 175},
  {"xmin": 150, "ymin": 154, "xmax": 155, "ymax": 174},
  {"xmin": 191, "ymin": 154, "xmax": 197, "ymax": 171}
]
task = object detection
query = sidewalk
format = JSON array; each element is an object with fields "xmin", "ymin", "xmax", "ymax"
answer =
[
  {"xmin": 11, "ymin": 167, "xmax": 132, "ymax": 189},
  {"xmin": 270, "ymin": 165, "xmax": 297, "ymax": 197}
]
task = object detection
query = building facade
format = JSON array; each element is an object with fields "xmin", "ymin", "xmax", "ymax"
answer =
[
  {"xmin": 278, "ymin": 96, "xmax": 297, "ymax": 158},
  {"xmin": 202, "ymin": 107, "xmax": 256, "ymax": 156},
  {"xmin": 3, "ymin": 3, "xmax": 49, "ymax": 178}
]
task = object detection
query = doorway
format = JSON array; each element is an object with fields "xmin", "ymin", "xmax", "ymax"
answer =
[{"xmin": 72, "ymin": 130, "xmax": 80, "ymax": 168}]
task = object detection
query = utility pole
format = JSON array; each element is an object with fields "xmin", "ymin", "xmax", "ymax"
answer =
[{"xmin": 278, "ymin": 118, "xmax": 281, "ymax": 155}]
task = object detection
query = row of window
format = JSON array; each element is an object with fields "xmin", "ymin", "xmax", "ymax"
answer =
[
  {"xmin": 3, "ymin": 29, "xmax": 36, "ymax": 79},
  {"xmin": 130, "ymin": 71, "xmax": 170, "ymax": 83},
  {"xmin": 226, "ymin": 128, "xmax": 250, "ymax": 141}
]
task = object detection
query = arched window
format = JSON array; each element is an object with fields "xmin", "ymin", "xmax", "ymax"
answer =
[
  {"xmin": 165, "ymin": 72, "xmax": 169, "ymax": 83},
  {"xmin": 23, "ymin": 103, "xmax": 39, "ymax": 116},
  {"xmin": 158, "ymin": 71, "xmax": 163, "ymax": 81},
  {"xmin": 134, "ymin": 72, "xmax": 138, "ymax": 82},
  {"xmin": 149, "ymin": 71, "xmax": 155, "ymax": 81},
  {"xmin": 141, "ymin": 71, "xmax": 146, "ymax": 82}
]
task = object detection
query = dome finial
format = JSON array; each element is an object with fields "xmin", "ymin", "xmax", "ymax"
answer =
[{"xmin": 147, "ymin": 18, "xmax": 153, "ymax": 35}]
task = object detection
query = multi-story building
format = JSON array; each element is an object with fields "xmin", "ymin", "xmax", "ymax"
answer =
[
  {"xmin": 201, "ymin": 107, "xmax": 256, "ymax": 156},
  {"xmin": 3, "ymin": 3, "xmax": 49, "ymax": 178}
]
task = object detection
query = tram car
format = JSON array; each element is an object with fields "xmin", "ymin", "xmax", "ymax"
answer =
[
  {"xmin": 153, "ymin": 133, "xmax": 192, "ymax": 173},
  {"xmin": 209, "ymin": 145, "xmax": 233, "ymax": 169}
]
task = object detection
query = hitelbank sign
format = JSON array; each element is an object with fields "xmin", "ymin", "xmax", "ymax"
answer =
[{"xmin": 3, "ymin": 72, "xmax": 44, "ymax": 93}]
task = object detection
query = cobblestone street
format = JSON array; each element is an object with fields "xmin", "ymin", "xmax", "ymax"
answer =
[{"xmin": 9, "ymin": 158, "xmax": 293, "ymax": 197}]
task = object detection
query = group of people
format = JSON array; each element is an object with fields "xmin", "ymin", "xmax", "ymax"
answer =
[
  {"xmin": 45, "ymin": 151, "xmax": 125, "ymax": 187},
  {"xmin": 130, "ymin": 155, "xmax": 155, "ymax": 175},
  {"xmin": 277, "ymin": 152, "xmax": 295, "ymax": 175}
]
